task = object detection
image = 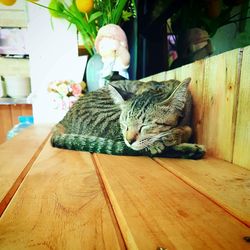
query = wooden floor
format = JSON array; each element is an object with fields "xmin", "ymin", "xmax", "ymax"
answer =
[{"xmin": 0, "ymin": 126, "xmax": 250, "ymax": 250}]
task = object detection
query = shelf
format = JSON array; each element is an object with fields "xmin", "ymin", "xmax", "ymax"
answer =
[
  {"xmin": 0, "ymin": 97, "xmax": 30, "ymax": 105},
  {"xmin": 0, "ymin": 57, "xmax": 30, "ymax": 77}
]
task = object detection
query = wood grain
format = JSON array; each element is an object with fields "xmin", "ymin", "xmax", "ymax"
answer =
[
  {"xmin": 155, "ymin": 157, "xmax": 250, "ymax": 227},
  {"xmin": 165, "ymin": 69, "xmax": 176, "ymax": 80},
  {"xmin": 233, "ymin": 46, "xmax": 250, "ymax": 170},
  {"xmin": 201, "ymin": 49, "xmax": 240, "ymax": 161},
  {"xmin": 0, "ymin": 125, "xmax": 51, "ymax": 216},
  {"xmin": 0, "ymin": 142, "xmax": 125, "ymax": 250},
  {"xmin": 175, "ymin": 61, "xmax": 205, "ymax": 144},
  {"xmin": 10, "ymin": 104, "xmax": 33, "ymax": 125},
  {"xmin": 0, "ymin": 105, "xmax": 12, "ymax": 144},
  {"xmin": 94, "ymin": 154, "xmax": 250, "ymax": 250},
  {"xmin": 151, "ymin": 72, "xmax": 167, "ymax": 81}
]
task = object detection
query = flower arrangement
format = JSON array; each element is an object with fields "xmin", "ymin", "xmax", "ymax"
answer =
[
  {"xmin": 48, "ymin": 80, "xmax": 87, "ymax": 110},
  {"xmin": 29, "ymin": 0, "xmax": 137, "ymax": 55}
]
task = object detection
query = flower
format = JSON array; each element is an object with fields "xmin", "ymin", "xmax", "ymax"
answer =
[
  {"xmin": 75, "ymin": 0, "xmax": 93, "ymax": 13},
  {"xmin": 48, "ymin": 80, "xmax": 86, "ymax": 110},
  {"xmin": 29, "ymin": 0, "xmax": 137, "ymax": 55},
  {"xmin": 71, "ymin": 82, "xmax": 82, "ymax": 96},
  {"xmin": 0, "ymin": 0, "xmax": 16, "ymax": 6}
]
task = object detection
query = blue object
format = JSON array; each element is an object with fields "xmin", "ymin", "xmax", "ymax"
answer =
[{"xmin": 7, "ymin": 116, "xmax": 34, "ymax": 140}]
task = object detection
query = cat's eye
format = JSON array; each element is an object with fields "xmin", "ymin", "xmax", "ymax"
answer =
[
  {"xmin": 155, "ymin": 122, "xmax": 166, "ymax": 126},
  {"xmin": 139, "ymin": 126, "xmax": 144, "ymax": 133}
]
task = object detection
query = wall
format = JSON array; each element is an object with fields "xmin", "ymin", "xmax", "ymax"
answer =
[{"xmin": 26, "ymin": 0, "xmax": 87, "ymax": 124}]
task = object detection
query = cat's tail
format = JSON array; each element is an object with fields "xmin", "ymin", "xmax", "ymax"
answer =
[
  {"xmin": 51, "ymin": 124, "xmax": 205, "ymax": 159},
  {"xmin": 51, "ymin": 129, "xmax": 142, "ymax": 156}
]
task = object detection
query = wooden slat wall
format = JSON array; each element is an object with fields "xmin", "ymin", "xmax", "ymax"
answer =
[
  {"xmin": 233, "ymin": 46, "xmax": 250, "ymax": 168},
  {"xmin": 142, "ymin": 46, "xmax": 250, "ymax": 170}
]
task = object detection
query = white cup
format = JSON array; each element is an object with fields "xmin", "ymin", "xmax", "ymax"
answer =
[
  {"xmin": 4, "ymin": 76, "xmax": 31, "ymax": 98},
  {"xmin": 0, "ymin": 79, "xmax": 4, "ymax": 97}
]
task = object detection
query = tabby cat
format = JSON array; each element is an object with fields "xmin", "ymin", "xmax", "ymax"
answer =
[{"xmin": 51, "ymin": 78, "xmax": 205, "ymax": 159}]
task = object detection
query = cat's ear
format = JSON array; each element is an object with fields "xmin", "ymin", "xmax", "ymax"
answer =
[
  {"xmin": 108, "ymin": 84, "xmax": 134, "ymax": 104},
  {"xmin": 162, "ymin": 77, "xmax": 191, "ymax": 112}
]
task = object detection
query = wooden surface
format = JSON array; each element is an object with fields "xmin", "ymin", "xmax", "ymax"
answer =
[
  {"xmin": 0, "ymin": 104, "xmax": 32, "ymax": 144},
  {"xmin": 233, "ymin": 46, "xmax": 250, "ymax": 169},
  {"xmin": 0, "ymin": 125, "xmax": 51, "ymax": 216},
  {"xmin": 155, "ymin": 157, "xmax": 250, "ymax": 227},
  {"xmin": 142, "ymin": 46, "xmax": 250, "ymax": 170},
  {"xmin": 0, "ymin": 105, "xmax": 12, "ymax": 145},
  {"xmin": 0, "ymin": 126, "xmax": 249, "ymax": 250},
  {"xmin": 0, "ymin": 141, "xmax": 124, "ymax": 250}
]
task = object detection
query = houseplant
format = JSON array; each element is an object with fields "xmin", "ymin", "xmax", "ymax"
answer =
[{"xmin": 29, "ymin": 0, "xmax": 137, "ymax": 56}]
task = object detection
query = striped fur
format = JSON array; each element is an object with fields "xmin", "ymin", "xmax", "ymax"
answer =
[{"xmin": 51, "ymin": 79, "xmax": 206, "ymax": 159}]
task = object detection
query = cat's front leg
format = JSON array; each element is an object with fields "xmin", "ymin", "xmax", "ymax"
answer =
[
  {"xmin": 148, "ymin": 141, "xmax": 166, "ymax": 155},
  {"xmin": 147, "ymin": 126, "xmax": 192, "ymax": 155},
  {"xmin": 170, "ymin": 143, "xmax": 206, "ymax": 159}
]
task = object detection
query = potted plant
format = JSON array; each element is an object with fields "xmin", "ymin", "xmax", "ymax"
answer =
[{"xmin": 29, "ymin": 0, "xmax": 137, "ymax": 56}]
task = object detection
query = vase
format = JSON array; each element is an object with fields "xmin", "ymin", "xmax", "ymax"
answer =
[{"xmin": 86, "ymin": 53, "xmax": 104, "ymax": 92}]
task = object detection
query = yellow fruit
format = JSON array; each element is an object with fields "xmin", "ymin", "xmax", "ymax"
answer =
[
  {"xmin": 0, "ymin": 0, "xmax": 16, "ymax": 6},
  {"xmin": 76, "ymin": 0, "xmax": 94, "ymax": 13}
]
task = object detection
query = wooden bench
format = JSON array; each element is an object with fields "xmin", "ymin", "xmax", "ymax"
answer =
[{"xmin": 0, "ymin": 46, "xmax": 250, "ymax": 249}]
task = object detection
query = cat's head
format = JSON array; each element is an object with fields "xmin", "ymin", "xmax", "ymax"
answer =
[{"xmin": 109, "ymin": 78, "xmax": 191, "ymax": 150}]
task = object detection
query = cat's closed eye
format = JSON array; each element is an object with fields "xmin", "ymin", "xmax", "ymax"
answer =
[
  {"xmin": 155, "ymin": 122, "xmax": 167, "ymax": 126},
  {"xmin": 138, "ymin": 126, "xmax": 144, "ymax": 133}
]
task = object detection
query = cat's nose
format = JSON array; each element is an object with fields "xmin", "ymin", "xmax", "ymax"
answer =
[{"xmin": 126, "ymin": 131, "xmax": 138, "ymax": 145}]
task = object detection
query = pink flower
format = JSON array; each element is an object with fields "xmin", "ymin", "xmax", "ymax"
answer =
[{"xmin": 71, "ymin": 83, "xmax": 82, "ymax": 97}]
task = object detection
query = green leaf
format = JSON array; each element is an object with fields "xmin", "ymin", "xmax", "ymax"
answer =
[
  {"xmin": 88, "ymin": 11, "xmax": 103, "ymax": 23},
  {"xmin": 112, "ymin": 0, "xmax": 128, "ymax": 24},
  {"xmin": 48, "ymin": 0, "xmax": 64, "ymax": 18},
  {"xmin": 122, "ymin": 10, "xmax": 132, "ymax": 21}
]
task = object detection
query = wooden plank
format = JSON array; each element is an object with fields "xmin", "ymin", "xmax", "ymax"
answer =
[
  {"xmin": 0, "ymin": 125, "xmax": 52, "ymax": 216},
  {"xmin": 0, "ymin": 105, "xmax": 12, "ymax": 144},
  {"xmin": 165, "ymin": 69, "xmax": 176, "ymax": 80},
  {"xmin": 151, "ymin": 72, "xmax": 167, "ymax": 81},
  {"xmin": 0, "ymin": 143, "xmax": 125, "ymax": 250},
  {"xmin": 175, "ymin": 60, "xmax": 205, "ymax": 144},
  {"xmin": 141, "ymin": 76, "xmax": 153, "ymax": 82},
  {"xmin": 201, "ymin": 49, "xmax": 240, "ymax": 161},
  {"xmin": 233, "ymin": 46, "xmax": 250, "ymax": 170},
  {"xmin": 155, "ymin": 157, "xmax": 250, "ymax": 227},
  {"xmin": 94, "ymin": 154, "xmax": 250, "ymax": 250},
  {"xmin": 10, "ymin": 104, "xmax": 33, "ymax": 125}
]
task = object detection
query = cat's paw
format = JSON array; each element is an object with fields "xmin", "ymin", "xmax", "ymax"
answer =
[
  {"xmin": 148, "ymin": 141, "xmax": 165, "ymax": 155},
  {"xmin": 171, "ymin": 143, "xmax": 206, "ymax": 159}
]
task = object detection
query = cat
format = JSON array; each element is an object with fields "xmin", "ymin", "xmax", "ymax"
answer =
[{"xmin": 51, "ymin": 78, "xmax": 206, "ymax": 159}]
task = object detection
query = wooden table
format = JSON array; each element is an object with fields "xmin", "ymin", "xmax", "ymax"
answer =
[{"xmin": 0, "ymin": 126, "xmax": 250, "ymax": 249}]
